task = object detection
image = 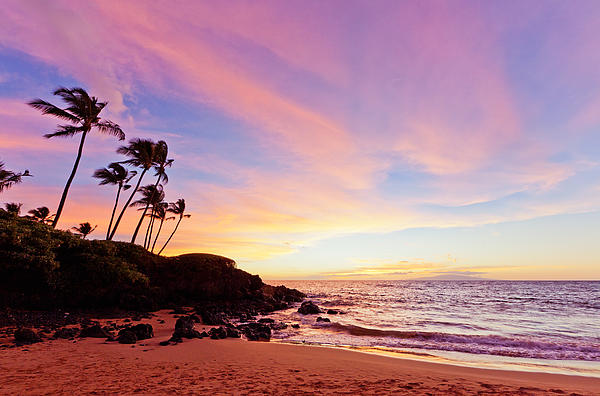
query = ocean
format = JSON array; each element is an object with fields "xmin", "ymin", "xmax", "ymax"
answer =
[{"xmin": 265, "ymin": 280, "xmax": 600, "ymax": 377}]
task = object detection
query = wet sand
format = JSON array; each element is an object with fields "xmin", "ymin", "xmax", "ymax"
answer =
[{"xmin": 1, "ymin": 311, "xmax": 598, "ymax": 395}]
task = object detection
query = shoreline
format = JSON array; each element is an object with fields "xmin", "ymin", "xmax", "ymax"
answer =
[
  {"xmin": 272, "ymin": 340, "xmax": 600, "ymax": 379},
  {"xmin": 2, "ymin": 310, "xmax": 599, "ymax": 395}
]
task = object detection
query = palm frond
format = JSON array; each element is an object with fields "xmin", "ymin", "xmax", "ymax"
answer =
[
  {"xmin": 28, "ymin": 99, "xmax": 81, "ymax": 123},
  {"xmin": 95, "ymin": 120, "xmax": 125, "ymax": 140},
  {"xmin": 44, "ymin": 124, "xmax": 86, "ymax": 139}
]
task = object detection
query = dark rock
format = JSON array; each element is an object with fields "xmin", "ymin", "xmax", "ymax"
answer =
[
  {"xmin": 196, "ymin": 309, "xmax": 228, "ymax": 325},
  {"xmin": 326, "ymin": 309, "xmax": 339, "ymax": 315},
  {"xmin": 225, "ymin": 327, "xmax": 241, "ymax": 338},
  {"xmin": 130, "ymin": 324, "xmax": 153, "ymax": 340},
  {"xmin": 257, "ymin": 318, "xmax": 275, "ymax": 324},
  {"xmin": 270, "ymin": 322, "xmax": 288, "ymax": 330},
  {"xmin": 159, "ymin": 340, "xmax": 170, "ymax": 346},
  {"xmin": 316, "ymin": 317, "xmax": 331, "ymax": 323},
  {"xmin": 169, "ymin": 307, "xmax": 188, "ymax": 315},
  {"xmin": 189, "ymin": 314, "xmax": 201, "ymax": 323},
  {"xmin": 14, "ymin": 328, "xmax": 41, "ymax": 344},
  {"xmin": 157, "ymin": 319, "xmax": 166, "ymax": 324},
  {"xmin": 199, "ymin": 331, "xmax": 209, "ymax": 338},
  {"xmin": 298, "ymin": 301, "xmax": 321, "ymax": 315},
  {"xmin": 237, "ymin": 322, "xmax": 271, "ymax": 341},
  {"xmin": 53, "ymin": 327, "xmax": 79, "ymax": 339},
  {"xmin": 291, "ymin": 324, "xmax": 300, "ymax": 329},
  {"xmin": 80, "ymin": 325, "xmax": 112, "ymax": 338},
  {"xmin": 208, "ymin": 327, "xmax": 228, "ymax": 339},
  {"xmin": 117, "ymin": 330, "xmax": 137, "ymax": 344},
  {"xmin": 169, "ymin": 315, "xmax": 202, "ymax": 341}
]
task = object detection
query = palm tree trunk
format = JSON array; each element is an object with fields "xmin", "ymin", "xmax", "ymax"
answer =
[
  {"xmin": 158, "ymin": 217, "xmax": 181, "ymax": 255},
  {"xmin": 52, "ymin": 131, "xmax": 88, "ymax": 228},
  {"xmin": 106, "ymin": 184, "xmax": 122, "ymax": 239},
  {"xmin": 151, "ymin": 217, "xmax": 165, "ymax": 253},
  {"xmin": 108, "ymin": 168, "xmax": 147, "ymax": 240},
  {"xmin": 147, "ymin": 210, "xmax": 157, "ymax": 249},
  {"xmin": 144, "ymin": 209, "xmax": 154, "ymax": 249},
  {"xmin": 131, "ymin": 175, "xmax": 162, "ymax": 244}
]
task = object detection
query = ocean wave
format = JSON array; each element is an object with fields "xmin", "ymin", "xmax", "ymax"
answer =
[{"xmin": 322, "ymin": 323, "xmax": 600, "ymax": 361}]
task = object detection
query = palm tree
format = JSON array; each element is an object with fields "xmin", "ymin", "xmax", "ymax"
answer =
[
  {"xmin": 27, "ymin": 206, "xmax": 54, "ymax": 224},
  {"xmin": 71, "ymin": 222, "xmax": 97, "ymax": 239},
  {"xmin": 28, "ymin": 87, "xmax": 125, "ymax": 228},
  {"xmin": 4, "ymin": 202, "xmax": 23, "ymax": 216},
  {"xmin": 130, "ymin": 140, "xmax": 173, "ymax": 244},
  {"xmin": 149, "ymin": 203, "xmax": 174, "ymax": 253},
  {"xmin": 129, "ymin": 184, "xmax": 164, "ymax": 248},
  {"xmin": 0, "ymin": 161, "xmax": 31, "ymax": 193},
  {"xmin": 158, "ymin": 199, "xmax": 190, "ymax": 255},
  {"xmin": 93, "ymin": 163, "xmax": 136, "ymax": 239},
  {"xmin": 108, "ymin": 138, "xmax": 157, "ymax": 240}
]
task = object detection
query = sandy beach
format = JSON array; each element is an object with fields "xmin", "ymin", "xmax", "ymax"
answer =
[{"xmin": 1, "ymin": 311, "xmax": 598, "ymax": 395}]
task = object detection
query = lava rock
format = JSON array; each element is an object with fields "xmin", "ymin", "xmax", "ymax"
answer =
[
  {"xmin": 316, "ymin": 317, "xmax": 331, "ymax": 323},
  {"xmin": 326, "ymin": 309, "xmax": 339, "ymax": 315},
  {"xmin": 257, "ymin": 318, "xmax": 275, "ymax": 324},
  {"xmin": 169, "ymin": 315, "xmax": 202, "ymax": 341},
  {"xmin": 53, "ymin": 327, "xmax": 79, "ymax": 339},
  {"xmin": 159, "ymin": 340, "xmax": 170, "ymax": 346},
  {"xmin": 298, "ymin": 301, "xmax": 321, "ymax": 315},
  {"xmin": 225, "ymin": 327, "xmax": 241, "ymax": 338},
  {"xmin": 291, "ymin": 324, "xmax": 300, "ymax": 329},
  {"xmin": 80, "ymin": 325, "xmax": 112, "ymax": 338},
  {"xmin": 130, "ymin": 324, "xmax": 153, "ymax": 340},
  {"xmin": 196, "ymin": 309, "xmax": 228, "ymax": 325},
  {"xmin": 270, "ymin": 322, "xmax": 288, "ymax": 330},
  {"xmin": 14, "ymin": 328, "xmax": 41, "ymax": 344},
  {"xmin": 237, "ymin": 322, "xmax": 271, "ymax": 341},
  {"xmin": 209, "ymin": 327, "xmax": 228, "ymax": 339},
  {"xmin": 117, "ymin": 330, "xmax": 137, "ymax": 344}
]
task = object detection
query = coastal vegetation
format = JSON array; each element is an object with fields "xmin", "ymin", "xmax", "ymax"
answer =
[
  {"xmin": 2, "ymin": 87, "xmax": 191, "ymax": 254},
  {"xmin": 0, "ymin": 211, "xmax": 300, "ymax": 311}
]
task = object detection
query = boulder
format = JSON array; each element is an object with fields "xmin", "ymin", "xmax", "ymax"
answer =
[
  {"xmin": 53, "ymin": 327, "xmax": 79, "ymax": 339},
  {"xmin": 208, "ymin": 327, "xmax": 228, "ymax": 339},
  {"xmin": 237, "ymin": 322, "xmax": 271, "ymax": 341},
  {"xmin": 130, "ymin": 324, "xmax": 153, "ymax": 340},
  {"xmin": 257, "ymin": 318, "xmax": 275, "ymax": 324},
  {"xmin": 291, "ymin": 324, "xmax": 300, "ymax": 329},
  {"xmin": 80, "ymin": 325, "xmax": 112, "ymax": 338},
  {"xmin": 270, "ymin": 322, "xmax": 288, "ymax": 331},
  {"xmin": 326, "ymin": 309, "xmax": 339, "ymax": 315},
  {"xmin": 117, "ymin": 330, "xmax": 137, "ymax": 344},
  {"xmin": 196, "ymin": 309, "xmax": 228, "ymax": 325},
  {"xmin": 225, "ymin": 327, "xmax": 241, "ymax": 338},
  {"xmin": 316, "ymin": 317, "xmax": 331, "ymax": 323},
  {"xmin": 169, "ymin": 315, "xmax": 202, "ymax": 341},
  {"xmin": 298, "ymin": 301, "xmax": 321, "ymax": 315},
  {"xmin": 14, "ymin": 328, "xmax": 41, "ymax": 344}
]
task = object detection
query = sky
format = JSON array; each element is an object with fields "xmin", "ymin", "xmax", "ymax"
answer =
[{"xmin": 1, "ymin": 0, "xmax": 599, "ymax": 280}]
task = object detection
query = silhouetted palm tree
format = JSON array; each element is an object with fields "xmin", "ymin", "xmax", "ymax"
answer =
[
  {"xmin": 71, "ymin": 222, "xmax": 97, "ymax": 239},
  {"xmin": 4, "ymin": 202, "xmax": 22, "ymax": 216},
  {"xmin": 108, "ymin": 138, "xmax": 157, "ymax": 240},
  {"xmin": 27, "ymin": 206, "xmax": 54, "ymax": 224},
  {"xmin": 131, "ymin": 140, "xmax": 173, "ymax": 244},
  {"xmin": 149, "ymin": 203, "xmax": 174, "ymax": 253},
  {"xmin": 129, "ymin": 184, "xmax": 164, "ymax": 249},
  {"xmin": 93, "ymin": 163, "xmax": 137, "ymax": 239},
  {"xmin": 0, "ymin": 161, "xmax": 31, "ymax": 193},
  {"xmin": 158, "ymin": 199, "xmax": 190, "ymax": 255},
  {"xmin": 28, "ymin": 87, "xmax": 125, "ymax": 228}
]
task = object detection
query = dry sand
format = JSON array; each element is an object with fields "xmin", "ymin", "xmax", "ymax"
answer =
[{"xmin": 1, "ymin": 310, "xmax": 598, "ymax": 395}]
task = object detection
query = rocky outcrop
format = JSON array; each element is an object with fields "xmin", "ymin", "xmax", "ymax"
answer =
[
  {"xmin": 237, "ymin": 322, "xmax": 271, "ymax": 341},
  {"xmin": 298, "ymin": 301, "xmax": 321, "ymax": 315},
  {"xmin": 326, "ymin": 309, "xmax": 339, "ymax": 315},
  {"xmin": 80, "ymin": 325, "xmax": 112, "ymax": 338},
  {"xmin": 316, "ymin": 317, "xmax": 331, "ymax": 323},
  {"xmin": 117, "ymin": 330, "xmax": 137, "ymax": 344},
  {"xmin": 53, "ymin": 327, "xmax": 79, "ymax": 339},
  {"xmin": 169, "ymin": 315, "xmax": 202, "ymax": 342},
  {"xmin": 14, "ymin": 328, "xmax": 41, "ymax": 344}
]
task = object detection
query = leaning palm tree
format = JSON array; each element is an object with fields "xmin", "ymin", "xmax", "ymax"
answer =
[
  {"xmin": 93, "ymin": 163, "xmax": 136, "ymax": 239},
  {"xmin": 108, "ymin": 138, "xmax": 157, "ymax": 240},
  {"xmin": 71, "ymin": 222, "xmax": 97, "ymax": 239},
  {"xmin": 130, "ymin": 140, "xmax": 173, "ymax": 244},
  {"xmin": 4, "ymin": 202, "xmax": 23, "ymax": 216},
  {"xmin": 149, "ymin": 203, "xmax": 174, "ymax": 253},
  {"xmin": 129, "ymin": 184, "xmax": 164, "ymax": 248},
  {"xmin": 0, "ymin": 161, "xmax": 31, "ymax": 193},
  {"xmin": 28, "ymin": 87, "xmax": 125, "ymax": 228},
  {"xmin": 158, "ymin": 199, "xmax": 190, "ymax": 255},
  {"xmin": 27, "ymin": 206, "xmax": 54, "ymax": 224}
]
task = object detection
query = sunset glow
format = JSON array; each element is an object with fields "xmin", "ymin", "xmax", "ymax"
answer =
[{"xmin": 2, "ymin": 1, "xmax": 600, "ymax": 279}]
